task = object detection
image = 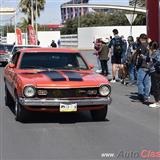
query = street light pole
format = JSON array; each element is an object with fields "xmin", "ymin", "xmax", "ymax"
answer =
[
  {"xmin": 35, "ymin": 0, "xmax": 38, "ymax": 45},
  {"xmin": 31, "ymin": 0, "xmax": 34, "ymax": 27},
  {"xmin": 14, "ymin": 11, "xmax": 17, "ymax": 44}
]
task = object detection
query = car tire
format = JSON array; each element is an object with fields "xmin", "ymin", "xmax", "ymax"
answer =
[
  {"xmin": 91, "ymin": 105, "xmax": 108, "ymax": 121},
  {"xmin": 5, "ymin": 85, "xmax": 14, "ymax": 107},
  {"xmin": 15, "ymin": 98, "xmax": 28, "ymax": 122}
]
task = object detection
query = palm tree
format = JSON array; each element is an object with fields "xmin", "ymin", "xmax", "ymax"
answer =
[
  {"xmin": 19, "ymin": 0, "xmax": 46, "ymax": 25},
  {"xmin": 129, "ymin": 0, "xmax": 146, "ymax": 7},
  {"xmin": 18, "ymin": 17, "xmax": 29, "ymax": 31}
]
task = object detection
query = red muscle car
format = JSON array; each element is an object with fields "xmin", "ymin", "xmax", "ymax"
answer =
[{"xmin": 3, "ymin": 48, "xmax": 111, "ymax": 122}]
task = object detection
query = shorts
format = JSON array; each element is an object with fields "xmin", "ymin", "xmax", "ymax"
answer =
[{"xmin": 111, "ymin": 55, "xmax": 121, "ymax": 64}]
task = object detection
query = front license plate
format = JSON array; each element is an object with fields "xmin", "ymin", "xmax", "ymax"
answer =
[{"xmin": 60, "ymin": 103, "xmax": 77, "ymax": 112}]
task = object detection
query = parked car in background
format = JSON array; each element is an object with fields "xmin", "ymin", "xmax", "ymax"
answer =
[
  {"xmin": 0, "ymin": 44, "xmax": 13, "ymax": 66},
  {"xmin": 4, "ymin": 48, "xmax": 112, "ymax": 122},
  {"xmin": 4, "ymin": 44, "xmax": 14, "ymax": 53}
]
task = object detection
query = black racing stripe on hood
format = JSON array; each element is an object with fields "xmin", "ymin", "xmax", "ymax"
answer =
[
  {"xmin": 63, "ymin": 71, "xmax": 83, "ymax": 81},
  {"xmin": 40, "ymin": 71, "xmax": 66, "ymax": 81}
]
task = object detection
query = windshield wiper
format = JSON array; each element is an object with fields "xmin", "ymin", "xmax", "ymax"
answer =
[
  {"xmin": 22, "ymin": 66, "xmax": 49, "ymax": 69},
  {"xmin": 74, "ymin": 67, "xmax": 88, "ymax": 70}
]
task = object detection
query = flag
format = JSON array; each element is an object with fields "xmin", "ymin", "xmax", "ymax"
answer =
[
  {"xmin": 16, "ymin": 28, "xmax": 23, "ymax": 45},
  {"xmin": 28, "ymin": 25, "xmax": 37, "ymax": 45}
]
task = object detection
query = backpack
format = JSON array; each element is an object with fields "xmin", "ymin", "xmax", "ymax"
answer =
[{"xmin": 113, "ymin": 37, "xmax": 123, "ymax": 57}]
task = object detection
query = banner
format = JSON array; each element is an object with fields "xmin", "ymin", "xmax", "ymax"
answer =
[
  {"xmin": 146, "ymin": 0, "xmax": 159, "ymax": 41},
  {"xmin": 16, "ymin": 28, "xmax": 23, "ymax": 45},
  {"xmin": 27, "ymin": 25, "xmax": 37, "ymax": 45}
]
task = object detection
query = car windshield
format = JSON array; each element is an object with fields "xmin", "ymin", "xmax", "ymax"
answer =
[
  {"xmin": 20, "ymin": 52, "xmax": 89, "ymax": 70},
  {"xmin": 12, "ymin": 46, "xmax": 39, "ymax": 55}
]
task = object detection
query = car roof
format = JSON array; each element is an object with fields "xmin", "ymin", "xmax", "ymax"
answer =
[
  {"xmin": 13, "ymin": 45, "xmax": 40, "ymax": 47},
  {"xmin": 19, "ymin": 48, "xmax": 80, "ymax": 53},
  {"xmin": 14, "ymin": 44, "xmax": 39, "ymax": 46}
]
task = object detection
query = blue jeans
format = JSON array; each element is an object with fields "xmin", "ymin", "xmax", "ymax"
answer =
[
  {"xmin": 137, "ymin": 68, "xmax": 151, "ymax": 99},
  {"xmin": 96, "ymin": 57, "xmax": 101, "ymax": 70},
  {"xmin": 129, "ymin": 64, "xmax": 135, "ymax": 81}
]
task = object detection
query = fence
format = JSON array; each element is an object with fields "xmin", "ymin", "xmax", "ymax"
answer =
[
  {"xmin": 60, "ymin": 26, "xmax": 146, "ymax": 49},
  {"xmin": 78, "ymin": 26, "xmax": 146, "ymax": 49},
  {"xmin": 5, "ymin": 26, "xmax": 147, "ymax": 49},
  {"xmin": 0, "ymin": 36, "xmax": 7, "ymax": 44},
  {"xmin": 60, "ymin": 34, "xmax": 78, "ymax": 48}
]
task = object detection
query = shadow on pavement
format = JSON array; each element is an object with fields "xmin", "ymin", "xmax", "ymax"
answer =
[
  {"xmin": 125, "ymin": 92, "xmax": 140, "ymax": 102},
  {"xmin": 7, "ymin": 104, "xmax": 110, "ymax": 124}
]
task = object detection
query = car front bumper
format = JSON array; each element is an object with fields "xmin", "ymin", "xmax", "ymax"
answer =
[{"xmin": 19, "ymin": 97, "xmax": 112, "ymax": 107}]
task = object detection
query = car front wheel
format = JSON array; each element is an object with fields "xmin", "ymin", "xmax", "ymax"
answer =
[
  {"xmin": 15, "ymin": 98, "xmax": 28, "ymax": 122},
  {"xmin": 5, "ymin": 85, "xmax": 14, "ymax": 107},
  {"xmin": 90, "ymin": 105, "xmax": 108, "ymax": 121}
]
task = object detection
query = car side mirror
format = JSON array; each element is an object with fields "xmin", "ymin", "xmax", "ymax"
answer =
[
  {"xmin": 89, "ymin": 64, "xmax": 94, "ymax": 69},
  {"xmin": 9, "ymin": 63, "xmax": 15, "ymax": 68}
]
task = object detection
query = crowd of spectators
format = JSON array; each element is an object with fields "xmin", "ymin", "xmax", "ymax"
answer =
[{"xmin": 93, "ymin": 29, "xmax": 160, "ymax": 108}]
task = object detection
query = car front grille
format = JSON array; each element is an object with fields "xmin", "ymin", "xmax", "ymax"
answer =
[{"xmin": 36, "ymin": 88, "xmax": 99, "ymax": 98}]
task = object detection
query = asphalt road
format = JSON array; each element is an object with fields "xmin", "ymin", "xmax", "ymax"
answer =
[{"xmin": 0, "ymin": 51, "xmax": 159, "ymax": 160}]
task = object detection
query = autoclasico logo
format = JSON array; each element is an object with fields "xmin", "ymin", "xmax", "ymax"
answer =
[
  {"xmin": 101, "ymin": 150, "xmax": 160, "ymax": 159},
  {"xmin": 140, "ymin": 150, "xmax": 160, "ymax": 159}
]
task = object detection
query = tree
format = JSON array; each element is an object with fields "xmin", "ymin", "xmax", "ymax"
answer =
[
  {"xmin": 1, "ymin": 25, "xmax": 14, "ymax": 36},
  {"xmin": 138, "ymin": 0, "xmax": 146, "ymax": 7},
  {"xmin": 19, "ymin": 0, "xmax": 46, "ymax": 25},
  {"xmin": 61, "ymin": 11, "xmax": 146, "ymax": 35},
  {"xmin": 61, "ymin": 18, "xmax": 79, "ymax": 34},
  {"xmin": 18, "ymin": 17, "xmax": 29, "ymax": 32},
  {"xmin": 129, "ymin": 0, "xmax": 146, "ymax": 7},
  {"xmin": 133, "ymin": 14, "xmax": 146, "ymax": 25},
  {"xmin": 61, "ymin": 12, "xmax": 130, "ymax": 34}
]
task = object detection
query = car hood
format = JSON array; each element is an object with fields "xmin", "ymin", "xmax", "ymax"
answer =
[{"xmin": 17, "ymin": 70, "xmax": 109, "ymax": 88}]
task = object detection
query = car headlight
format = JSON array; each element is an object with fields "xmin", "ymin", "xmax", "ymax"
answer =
[
  {"xmin": 99, "ymin": 85, "xmax": 111, "ymax": 96},
  {"xmin": 23, "ymin": 86, "xmax": 36, "ymax": 98}
]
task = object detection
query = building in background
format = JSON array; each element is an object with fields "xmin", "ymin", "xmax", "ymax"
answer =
[
  {"xmin": 61, "ymin": 0, "xmax": 128, "ymax": 23},
  {"xmin": 61, "ymin": 0, "xmax": 89, "ymax": 24},
  {"xmin": 61, "ymin": 0, "xmax": 146, "ymax": 23}
]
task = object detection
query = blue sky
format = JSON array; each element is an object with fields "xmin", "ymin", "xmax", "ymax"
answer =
[{"xmin": 0, "ymin": 0, "xmax": 129, "ymax": 24}]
